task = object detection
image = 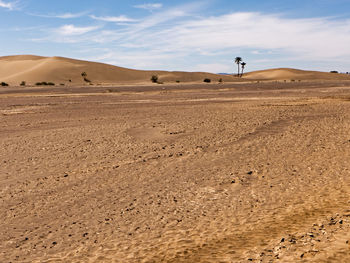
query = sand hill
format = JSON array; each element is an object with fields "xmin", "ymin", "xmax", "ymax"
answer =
[
  {"xmin": 243, "ymin": 68, "xmax": 350, "ymax": 81},
  {"xmin": 1, "ymin": 55, "xmax": 349, "ymax": 86},
  {"xmin": 0, "ymin": 55, "xmax": 236, "ymax": 85}
]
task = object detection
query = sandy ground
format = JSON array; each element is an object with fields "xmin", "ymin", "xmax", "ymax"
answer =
[{"xmin": 1, "ymin": 82, "xmax": 350, "ymax": 262}]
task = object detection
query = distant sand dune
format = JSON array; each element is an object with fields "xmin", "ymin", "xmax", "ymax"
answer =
[
  {"xmin": 243, "ymin": 68, "xmax": 350, "ymax": 81},
  {"xmin": 0, "ymin": 55, "xmax": 236, "ymax": 85},
  {"xmin": 1, "ymin": 55, "xmax": 349, "ymax": 85}
]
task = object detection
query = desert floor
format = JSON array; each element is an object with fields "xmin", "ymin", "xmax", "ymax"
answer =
[{"xmin": 1, "ymin": 82, "xmax": 350, "ymax": 262}]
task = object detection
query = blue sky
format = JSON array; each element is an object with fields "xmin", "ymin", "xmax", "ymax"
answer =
[{"xmin": 1, "ymin": 0, "xmax": 350, "ymax": 73}]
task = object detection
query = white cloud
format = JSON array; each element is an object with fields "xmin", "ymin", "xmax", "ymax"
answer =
[
  {"xmin": 134, "ymin": 3, "xmax": 163, "ymax": 11},
  {"xmin": 56, "ymin": 24, "xmax": 99, "ymax": 36},
  {"xmin": 28, "ymin": 12, "xmax": 88, "ymax": 19},
  {"xmin": 0, "ymin": 0, "xmax": 16, "ymax": 10},
  {"xmin": 194, "ymin": 63, "xmax": 233, "ymax": 73},
  {"xmin": 30, "ymin": 4, "xmax": 350, "ymax": 72},
  {"xmin": 90, "ymin": 15, "xmax": 137, "ymax": 22},
  {"xmin": 55, "ymin": 12, "xmax": 87, "ymax": 19}
]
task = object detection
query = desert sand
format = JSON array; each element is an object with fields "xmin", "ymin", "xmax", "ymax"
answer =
[
  {"xmin": 0, "ymin": 55, "xmax": 238, "ymax": 86},
  {"xmin": 1, "ymin": 78, "xmax": 350, "ymax": 262},
  {"xmin": 1, "ymin": 55, "xmax": 350, "ymax": 86}
]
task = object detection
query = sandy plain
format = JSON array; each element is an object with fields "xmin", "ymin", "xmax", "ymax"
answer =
[{"xmin": 1, "ymin": 81, "xmax": 350, "ymax": 262}]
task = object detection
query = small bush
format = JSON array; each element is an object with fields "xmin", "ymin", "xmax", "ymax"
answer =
[
  {"xmin": 151, "ymin": 75, "xmax": 158, "ymax": 83},
  {"xmin": 35, "ymin": 82, "xmax": 55, "ymax": 86},
  {"xmin": 203, "ymin": 78, "xmax": 211, "ymax": 83},
  {"xmin": 330, "ymin": 71, "xmax": 338, "ymax": 74},
  {"xmin": 1, "ymin": 82, "xmax": 9, "ymax": 86},
  {"xmin": 176, "ymin": 80, "xmax": 180, "ymax": 83},
  {"xmin": 218, "ymin": 78, "xmax": 223, "ymax": 83},
  {"xmin": 20, "ymin": 81, "xmax": 26, "ymax": 86},
  {"xmin": 60, "ymin": 83, "xmax": 65, "ymax": 86}
]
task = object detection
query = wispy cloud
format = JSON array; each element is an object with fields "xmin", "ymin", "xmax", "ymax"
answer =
[
  {"xmin": 29, "ymin": 11, "xmax": 88, "ymax": 19},
  {"xmin": 29, "ymin": 2, "xmax": 350, "ymax": 72},
  {"xmin": 0, "ymin": 0, "xmax": 16, "ymax": 10},
  {"xmin": 56, "ymin": 24, "xmax": 99, "ymax": 36},
  {"xmin": 134, "ymin": 3, "xmax": 163, "ymax": 12},
  {"xmin": 90, "ymin": 15, "xmax": 137, "ymax": 22}
]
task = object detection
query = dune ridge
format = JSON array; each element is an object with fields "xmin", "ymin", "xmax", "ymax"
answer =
[
  {"xmin": 0, "ymin": 55, "xmax": 235, "ymax": 85},
  {"xmin": 243, "ymin": 67, "xmax": 350, "ymax": 80},
  {"xmin": 0, "ymin": 55, "xmax": 350, "ymax": 85}
]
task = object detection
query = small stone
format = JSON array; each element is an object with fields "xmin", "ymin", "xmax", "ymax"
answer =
[
  {"xmin": 280, "ymin": 238, "xmax": 285, "ymax": 243},
  {"xmin": 63, "ymin": 174, "xmax": 68, "ymax": 178},
  {"xmin": 247, "ymin": 171, "xmax": 253, "ymax": 175},
  {"xmin": 52, "ymin": 241, "xmax": 57, "ymax": 245},
  {"xmin": 231, "ymin": 180, "xmax": 236, "ymax": 184}
]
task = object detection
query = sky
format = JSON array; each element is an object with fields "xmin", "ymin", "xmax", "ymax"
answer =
[{"xmin": 1, "ymin": 0, "xmax": 350, "ymax": 73}]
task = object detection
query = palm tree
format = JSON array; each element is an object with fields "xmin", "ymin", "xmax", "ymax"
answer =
[
  {"xmin": 240, "ymin": 62, "xmax": 246, "ymax": 77},
  {"xmin": 235, "ymin": 57, "xmax": 242, "ymax": 77}
]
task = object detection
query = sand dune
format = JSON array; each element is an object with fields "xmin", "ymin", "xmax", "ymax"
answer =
[
  {"xmin": 243, "ymin": 67, "xmax": 350, "ymax": 81},
  {"xmin": 0, "ymin": 55, "xmax": 235, "ymax": 85},
  {"xmin": 1, "ymin": 55, "xmax": 349, "ymax": 86}
]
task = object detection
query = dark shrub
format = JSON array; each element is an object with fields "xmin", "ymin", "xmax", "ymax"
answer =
[
  {"xmin": 20, "ymin": 81, "xmax": 26, "ymax": 86},
  {"xmin": 1, "ymin": 82, "xmax": 9, "ymax": 86},
  {"xmin": 330, "ymin": 71, "xmax": 338, "ymax": 73},
  {"xmin": 203, "ymin": 78, "xmax": 211, "ymax": 83},
  {"xmin": 35, "ymin": 82, "xmax": 53, "ymax": 86},
  {"xmin": 151, "ymin": 75, "xmax": 158, "ymax": 83}
]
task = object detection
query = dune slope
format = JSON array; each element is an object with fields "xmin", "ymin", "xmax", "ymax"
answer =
[
  {"xmin": 243, "ymin": 68, "xmax": 350, "ymax": 81},
  {"xmin": 1, "ymin": 56, "xmax": 349, "ymax": 85},
  {"xmin": 0, "ymin": 55, "xmax": 234, "ymax": 85}
]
